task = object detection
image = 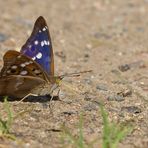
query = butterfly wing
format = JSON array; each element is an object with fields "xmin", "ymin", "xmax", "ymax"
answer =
[
  {"xmin": 20, "ymin": 16, "xmax": 54, "ymax": 76},
  {"xmin": 0, "ymin": 75, "xmax": 45, "ymax": 98},
  {"xmin": 0, "ymin": 50, "xmax": 51, "ymax": 98},
  {"xmin": 0, "ymin": 50, "xmax": 48, "ymax": 80}
]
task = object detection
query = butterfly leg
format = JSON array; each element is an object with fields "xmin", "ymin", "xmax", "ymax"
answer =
[
  {"xmin": 16, "ymin": 93, "xmax": 38, "ymax": 104},
  {"xmin": 49, "ymin": 94, "xmax": 54, "ymax": 115},
  {"xmin": 49, "ymin": 87, "xmax": 61, "ymax": 115},
  {"xmin": 57, "ymin": 88, "xmax": 60, "ymax": 98}
]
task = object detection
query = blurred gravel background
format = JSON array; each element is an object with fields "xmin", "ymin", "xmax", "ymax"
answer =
[{"xmin": 0, "ymin": 0, "xmax": 148, "ymax": 147}]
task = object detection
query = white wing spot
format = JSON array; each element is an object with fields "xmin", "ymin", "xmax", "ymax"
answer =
[
  {"xmin": 24, "ymin": 62, "xmax": 30, "ymax": 65},
  {"xmin": 45, "ymin": 26, "xmax": 48, "ymax": 29},
  {"xmin": 20, "ymin": 63, "xmax": 26, "ymax": 67},
  {"xmin": 28, "ymin": 45, "xmax": 32, "ymax": 48},
  {"xmin": 11, "ymin": 65, "xmax": 17, "ymax": 69},
  {"xmin": 29, "ymin": 61, "xmax": 33, "ymax": 64},
  {"xmin": 17, "ymin": 55, "xmax": 21, "ymax": 59},
  {"xmin": 44, "ymin": 40, "xmax": 47, "ymax": 45},
  {"xmin": 34, "ymin": 69, "xmax": 41, "ymax": 74},
  {"xmin": 7, "ymin": 70, "xmax": 11, "ymax": 74},
  {"xmin": 20, "ymin": 70, "xmax": 28, "ymax": 75},
  {"xmin": 42, "ymin": 27, "xmax": 46, "ymax": 31},
  {"xmin": 32, "ymin": 57, "xmax": 36, "ymax": 60},
  {"xmin": 39, "ymin": 30, "xmax": 42, "ymax": 33},
  {"xmin": 34, "ymin": 40, "xmax": 39, "ymax": 45},
  {"xmin": 36, "ymin": 52, "xmax": 42, "ymax": 59},
  {"xmin": 47, "ymin": 41, "xmax": 50, "ymax": 45},
  {"xmin": 41, "ymin": 41, "xmax": 44, "ymax": 47}
]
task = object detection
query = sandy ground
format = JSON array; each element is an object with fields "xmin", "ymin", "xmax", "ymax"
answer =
[{"xmin": 0, "ymin": 0, "xmax": 148, "ymax": 147}]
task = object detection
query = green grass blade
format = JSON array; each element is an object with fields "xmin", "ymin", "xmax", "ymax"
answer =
[{"xmin": 78, "ymin": 113, "xmax": 84, "ymax": 148}]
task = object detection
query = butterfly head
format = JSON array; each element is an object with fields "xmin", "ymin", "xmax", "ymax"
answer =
[{"xmin": 51, "ymin": 76, "xmax": 63, "ymax": 86}]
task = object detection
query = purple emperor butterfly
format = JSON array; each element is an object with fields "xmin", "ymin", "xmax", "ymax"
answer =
[{"xmin": 0, "ymin": 16, "xmax": 60, "ymax": 99}]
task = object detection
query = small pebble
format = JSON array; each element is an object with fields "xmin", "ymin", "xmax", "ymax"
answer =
[
  {"xmin": 96, "ymin": 84, "xmax": 108, "ymax": 91},
  {"xmin": 83, "ymin": 92, "xmax": 95, "ymax": 101},
  {"xmin": 107, "ymin": 94, "xmax": 125, "ymax": 101},
  {"xmin": 117, "ymin": 89, "xmax": 132, "ymax": 97},
  {"xmin": 84, "ymin": 95, "xmax": 92, "ymax": 101},
  {"xmin": 118, "ymin": 64, "xmax": 130, "ymax": 72},
  {"xmin": 83, "ymin": 103, "xmax": 98, "ymax": 111},
  {"xmin": 86, "ymin": 43, "xmax": 92, "ymax": 49},
  {"xmin": 136, "ymin": 27, "xmax": 144, "ymax": 32},
  {"xmin": 129, "ymin": 60, "xmax": 145, "ymax": 69},
  {"xmin": 62, "ymin": 111, "xmax": 77, "ymax": 115},
  {"xmin": 46, "ymin": 129, "xmax": 61, "ymax": 132},
  {"xmin": 94, "ymin": 32, "xmax": 111, "ymax": 39},
  {"xmin": 118, "ymin": 61, "xmax": 144, "ymax": 72},
  {"xmin": 111, "ymin": 69, "xmax": 121, "ymax": 74},
  {"xmin": 84, "ymin": 78, "xmax": 92, "ymax": 85},
  {"xmin": 121, "ymin": 106, "xmax": 142, "ymax": 114},
  {"xmin": 84, "ymin": 53, "xmax": 89, "ymax": 58},
  {"xmin": 115, "ymin": 95, "xmax": 125, "ymax": 101},
  {"xmin": 0, "ymin": 33, "xmax": 8, "ymax": 42}
]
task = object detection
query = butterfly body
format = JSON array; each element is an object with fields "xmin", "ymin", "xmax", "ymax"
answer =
[
  {"xmin": 30, "ymin": 81, "xmax": 59, "ymax": 96},
  {"xmin": 0, "ymin": 16, "xmax": 59, "ymax": 99}
]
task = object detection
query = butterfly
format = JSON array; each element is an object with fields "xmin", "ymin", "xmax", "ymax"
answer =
[
  {"xmin": 0, "ymin": 16, "xmax": 91, "ymax": 100},
  {"xmin": 0, "ymin": 16, "xmax": 60, "ymax": 99}
]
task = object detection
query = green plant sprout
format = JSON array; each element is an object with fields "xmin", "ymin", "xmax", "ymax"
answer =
[
  {"xmin": 60, "ymin": 105, "xmax": 132, "ymax": 148},
  {"xmin": 100, "ymin": 105, "xmax": 132, "ymax": 148},
  {"xmin": 0, "ymin": 97, "xmax": 15, "ymax": 140}
]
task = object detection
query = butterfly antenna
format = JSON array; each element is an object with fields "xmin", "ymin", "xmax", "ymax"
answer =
[
  {"xmin": 59, "ymin": 70, "xmax": 92, "ymax": 79},
  {"xmin": 61, "ymin": 81, "xmax": 82, "ymax": 95}
]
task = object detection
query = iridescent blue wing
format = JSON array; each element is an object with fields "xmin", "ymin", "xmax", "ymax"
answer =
[{"xmin": 20, "ymin": 16, "xmax": 54, "ymax": 76}]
